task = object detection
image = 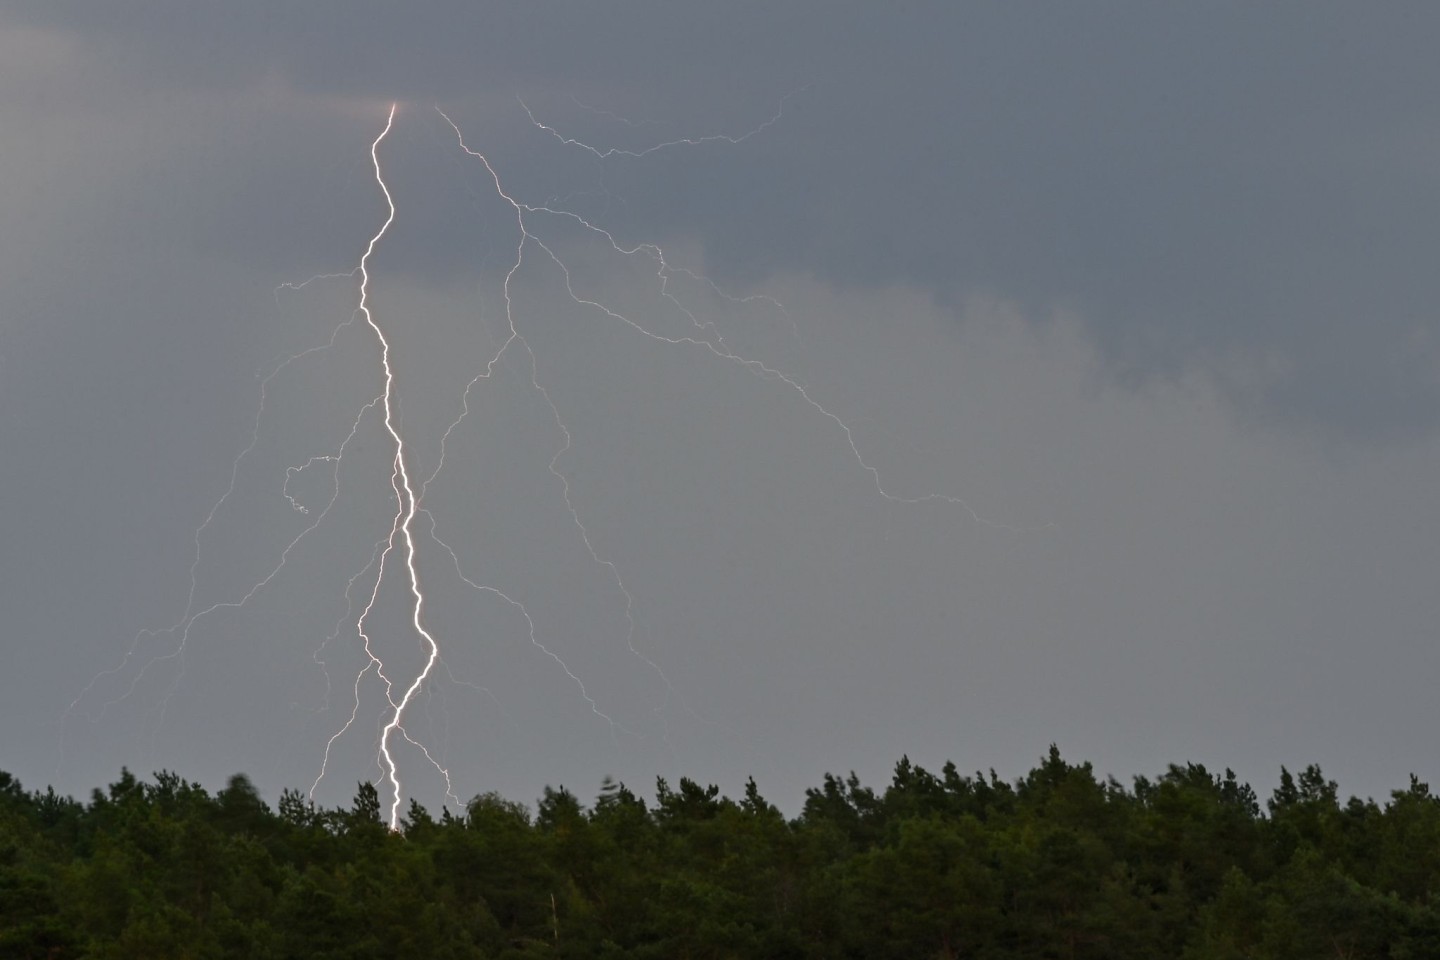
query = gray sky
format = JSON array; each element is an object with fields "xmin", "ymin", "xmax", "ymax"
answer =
[{"xmin": 2, "ymin": 2, "xmax": 1438, "ymax": 817}]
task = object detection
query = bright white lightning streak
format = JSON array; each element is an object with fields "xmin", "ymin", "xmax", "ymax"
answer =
[{"xmin": 348, "ymin": 103, "xmax": 454, "ymax": 830}]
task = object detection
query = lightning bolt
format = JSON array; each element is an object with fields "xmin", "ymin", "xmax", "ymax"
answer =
[
  {"xmin": 342, "ymin": 103, "xmax": 459, "ymax": 828},
  {"xmin": 60, "ymin": 91, "xmax": 1035, "ymax": 832}
]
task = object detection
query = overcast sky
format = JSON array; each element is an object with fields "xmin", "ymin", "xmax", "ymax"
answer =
[{"xmin": 3, "ymin": 2, "xmax": 1438, "ymax": 817}]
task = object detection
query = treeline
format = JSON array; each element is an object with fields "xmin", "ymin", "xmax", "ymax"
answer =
[{"xmin": 3, "ymin": 749, "xmax": 1439, "ymax": 959}]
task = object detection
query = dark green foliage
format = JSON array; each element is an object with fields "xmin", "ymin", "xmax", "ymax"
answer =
[{"xmin": 2, "ymin": 749, "xmax": 1438, "ymax": 958}]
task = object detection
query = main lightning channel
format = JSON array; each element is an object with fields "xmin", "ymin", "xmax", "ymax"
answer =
[{"xmin": 351, "ymin": 103, "xmax": 448, "ymax": 830}]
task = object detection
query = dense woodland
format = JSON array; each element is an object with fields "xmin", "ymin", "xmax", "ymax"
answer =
[{"xmin": 3, "ymin": 749, "xmax": 1440, "ymax": 959}]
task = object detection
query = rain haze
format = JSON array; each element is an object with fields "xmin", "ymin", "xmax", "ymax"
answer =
[{"xmin": 2, "ymin": 2, "xmax": 1438, "ymax": 817}]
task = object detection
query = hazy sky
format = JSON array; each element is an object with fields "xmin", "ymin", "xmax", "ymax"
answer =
[{"xmin": 3, "ymin": 2, "xmax": 1438, "ymax": 817}]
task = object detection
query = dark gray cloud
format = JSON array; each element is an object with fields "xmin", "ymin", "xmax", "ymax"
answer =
[{"xmin": 10, "ymin": 1, "xmax": 1440, "ymax": 437}]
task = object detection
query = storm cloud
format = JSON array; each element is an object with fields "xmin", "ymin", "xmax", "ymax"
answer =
[{"xmin": 2, "ymin": 3, "xmax": 1437, "ymax": 813}]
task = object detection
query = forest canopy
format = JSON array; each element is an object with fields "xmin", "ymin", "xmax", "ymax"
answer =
[{"xmin": 3, "ymin": 749, "xmax": 1438, "ymax": 959}]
